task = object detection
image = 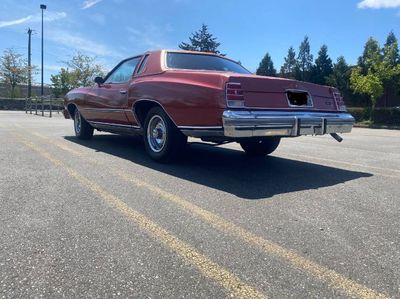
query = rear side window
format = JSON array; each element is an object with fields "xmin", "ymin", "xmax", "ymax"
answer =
[
  {"xmin": 136, "ymin": 55, "xmax": 149, "ymax": 75},
  {"xmin": 166, "ymin": 52, "xmax": 251, "ymax": 74}
]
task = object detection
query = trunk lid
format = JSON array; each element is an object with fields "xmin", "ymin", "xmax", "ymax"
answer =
[{"xmin": 228, "ymin": 74, "xmax": 338, "ymax": 111}]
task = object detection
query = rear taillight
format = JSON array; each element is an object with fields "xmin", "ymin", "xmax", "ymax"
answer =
[
  {"xmin": 226, "ymin": 82, "xmax": 245, "ymax": 108},
  {"xmin": 332, "ymin": 90, "xmax": 347, "ymax": 112}
]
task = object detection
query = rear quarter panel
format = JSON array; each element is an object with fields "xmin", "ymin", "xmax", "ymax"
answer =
[{"xmin": 129, "ymin": 71, "xmax": 228, "ymax": 126}]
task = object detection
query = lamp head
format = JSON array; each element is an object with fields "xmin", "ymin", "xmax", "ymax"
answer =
[{"xmin": 40, "ymin": 4, "xmax": 47, "ymax": 9}]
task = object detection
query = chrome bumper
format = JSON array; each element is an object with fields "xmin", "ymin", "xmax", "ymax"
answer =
[{"xmin": 223, "ymin": 110, "xmax": 355, "ymax": 138}]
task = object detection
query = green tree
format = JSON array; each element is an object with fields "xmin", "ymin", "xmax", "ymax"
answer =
[
  {"xmin": 280, "ymin": 46, "xmax": 296, "ymax": 78},
  {"xmin": 296, "ymin": 36, "xmax": 313, "ymax": 81},
  {"xmin": 326, "ymin": 56, "xmax": 352, "ymax": 98},
  {"xmin": 311, "ymin": 45, "xmax": 333, "ymax": 85},
  {"xmin": 256, "ymin": 53, "xmax": 276, "ymax": 76},
  {"xmin": 0, "ymin": 48, "xmax": 29, "ymax": 98},
  {"xmin": 50, "ymin": 52, "xmax": 104, "ymax": 97},
  {"xmin": 379, "ymin": 35, "xmax": 400, "ymax": 107},
  {"xmin": 351, "ymin": 35, "xmax": 400, "ymax": 110},
  {"xmin": 64, "ymin": 52, "xmax": 105, "ymax": 87},
  {"xmin": 350, "ymin": 67, "xmax": 384, "ymax": 119},
  {"xmin": 383, "ymin": 31, "xmax": 399, "ymax": 66},
  {"xmin": 179, "ymin": 24, "xmax": 223, "ymax": 54},
  {"xmin": 50, "ymin": 68, "xmax": 73, "ymax": 98},
  {"xmin": 357, "ymin": 37, "xmax": 382, "ymax": 74},
  {"xmin": 352, "ymin": 34, "xmax": 400, "ymax": 109}
]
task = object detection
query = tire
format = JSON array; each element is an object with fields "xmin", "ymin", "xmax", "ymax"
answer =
[
  {"xmin": 143, "ymin": 107, "xmax": 187, "ymax": 162},
  {"xmin": 74, "ymin": 109, "xmax": 94, "ymax": 140},
  {"xmin": 239, "ymin": 137, "xmax": 281, "ymax": 157}
]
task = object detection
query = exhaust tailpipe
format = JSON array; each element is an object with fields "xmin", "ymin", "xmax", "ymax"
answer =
[{"xmin": 330, "ymin": 133, "xmax": 343, "ymax": 143}]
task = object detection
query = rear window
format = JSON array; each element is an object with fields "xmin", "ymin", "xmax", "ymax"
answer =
[{"xmin": 166, "ymin": 52, "xmax": 251, "ymax": 74}]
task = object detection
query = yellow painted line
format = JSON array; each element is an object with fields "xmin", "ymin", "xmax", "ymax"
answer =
[
  {"xmin": 113, "ymin": 170, "xmax": 389, "ymax": 299},
  {"xmin": 29, "ymin": 131, "xmax": 389, "ymax": 299},
  {"xmin": 16, "ymin": 135, "xmax": 266, "ymax": 299}
]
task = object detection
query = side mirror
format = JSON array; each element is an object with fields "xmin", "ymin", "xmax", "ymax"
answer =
[{"xmin": 94, "ymin": 76, "xmax": 104, "ymax": 85}]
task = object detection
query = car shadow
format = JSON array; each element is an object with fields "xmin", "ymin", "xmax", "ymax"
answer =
[{"xmin": 64, "ymin": 134, "xmax": 372, "ymax": 200}]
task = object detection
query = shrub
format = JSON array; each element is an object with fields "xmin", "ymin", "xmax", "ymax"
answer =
[
  {"xmin": 372, "ymin": 108, "xmax": 400, "ymax": 125},
  {"xmin": 347, "ymin": 107, "xmax": 368, "ymax": 122},
  {"xmin": 347, "ymin": 107, "xmax": 400, "ymax": 125}
]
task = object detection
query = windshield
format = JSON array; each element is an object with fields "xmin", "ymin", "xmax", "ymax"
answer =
[{"xmin": 166, "ymin": 52, "xmax": 251, "ymax": 74}]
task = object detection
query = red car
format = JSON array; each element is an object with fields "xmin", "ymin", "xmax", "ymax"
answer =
[{"xmin": 64, "ymin": 50, "xmax": 355, "ymax": 162}]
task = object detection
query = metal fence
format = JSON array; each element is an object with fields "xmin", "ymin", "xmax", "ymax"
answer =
[{"xmin": 25, "ymin": 96, "xmax": 64, "ymax": 117}]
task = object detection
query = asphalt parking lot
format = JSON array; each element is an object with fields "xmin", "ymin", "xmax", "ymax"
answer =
[{"xmin": 0, "ymin": 111, "xmax": 399, "ymax": 298}]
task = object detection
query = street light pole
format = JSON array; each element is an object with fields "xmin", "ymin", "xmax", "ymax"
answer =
[
  {"xmin": 26, "ymin": 28, "xmax": 32, "ymax": 114},
  {"xmin": 40, "ymin": 4, "xmax": 46, "ymax": 116}
]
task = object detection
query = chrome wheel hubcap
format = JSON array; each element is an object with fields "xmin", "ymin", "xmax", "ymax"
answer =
[
  {"xmin": 75, "ymin": 111, "xmax": 81, "ymax": 134},
  {"xmin": 147, "ymin": 115, "xmax": 166, "ymax": 153}
]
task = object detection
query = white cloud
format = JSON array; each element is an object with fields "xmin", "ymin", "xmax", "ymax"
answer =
[
  {"xmin": 0, "ymin": 11, "xmax": 67, "ymax": 28},
  {"xmin": 34, "ymin": 12, "xmax": 67, "ymax": 23},
  {"xmin": 0, "ymin": 15, "xmax": 32, "ymax": 28},
  {"xmin": 358, "ymin": 0, "xmax": 400, "ymax": 9},
  {"xmin": 126, "ymin": 27, "xmax": 164, "ymax": 49},
  {"xmin": 47, "ymin": 29, "xmax": 122, "ymax": 58},
  {"xmin": 126, "ymin": 24, "xmax": 174, "ymax": 50},
  {"xmin": 82, "ymin": 0, "xmax": 103, "ymax": 9}
]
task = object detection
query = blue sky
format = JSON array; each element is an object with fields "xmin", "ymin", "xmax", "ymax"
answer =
[{"xmin": 1, "ymin": 0, "xmax": 400, "ymax": 84}]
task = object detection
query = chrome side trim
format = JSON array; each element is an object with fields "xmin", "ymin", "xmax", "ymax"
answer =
[
  {"xmin": 178, "ymin": 126, "xmax": 224, "ymax": 138},
  {"xmin": 178, "ymin": 126, "xmax": 223, "ymax": 130},
  {"xmin": 89, "ymin": 121, "xmax": 141, "ymax": 136},
  {"xmin": 81, "ymin": 108, "xmax": 132, "ymax": 113},
  {"xmin": 88, "ymin": 121, "xmax": 140, "ymax": 129},
  {"xmin": 222, "ymin": 110, "xmax": 355, "ymax": 138},
  {"xmin": 180, "ymin": 129, "xmax": 224, "ymax": 138},
  {"xmin": 231, "ymin": 106, "xmax": 337, "ymax": 111}
]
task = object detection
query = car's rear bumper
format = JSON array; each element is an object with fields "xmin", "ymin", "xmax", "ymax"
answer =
[{"xmin": 222, "ymin": 110, "xmax": 355, "ymax": 138}]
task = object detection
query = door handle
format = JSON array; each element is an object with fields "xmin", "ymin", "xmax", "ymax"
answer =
[{"xmin": 119, "ymin": 89, "xmax": 127, "ymax": 95}]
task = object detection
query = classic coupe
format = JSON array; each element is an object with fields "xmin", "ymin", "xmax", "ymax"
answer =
[{"xmin": 64, "ymin": 50, "xmax": 355, "ymax": 162}]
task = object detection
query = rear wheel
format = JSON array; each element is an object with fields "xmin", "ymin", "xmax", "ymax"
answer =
[
  {"xmin": 144, "ymin": 107, "xmax": 187, "ymax": 162},
  {"xmin": 74, "ymin": 110, "xmax": 94, "ymax": 140},
  {"xmin": 239, "ymin": 137, "xmax": 281, "ymax": 157}
]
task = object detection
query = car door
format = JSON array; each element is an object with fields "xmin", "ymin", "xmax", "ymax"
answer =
[{"xmin": 86, "ymin": 56, "xmax": 142, "ymax": 126}]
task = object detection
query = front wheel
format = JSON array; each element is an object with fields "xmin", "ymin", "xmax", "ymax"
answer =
[
  {"xmin": 74, "ymin": 110, "xmax": 94, "ymax": 140},
  {"xmin": 144, "ymin": 107, "xmax": 187, "ymax": 162},
  {"xmin": 239, "ymin": 137, "xmax": 281, "ymax": 157}
]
